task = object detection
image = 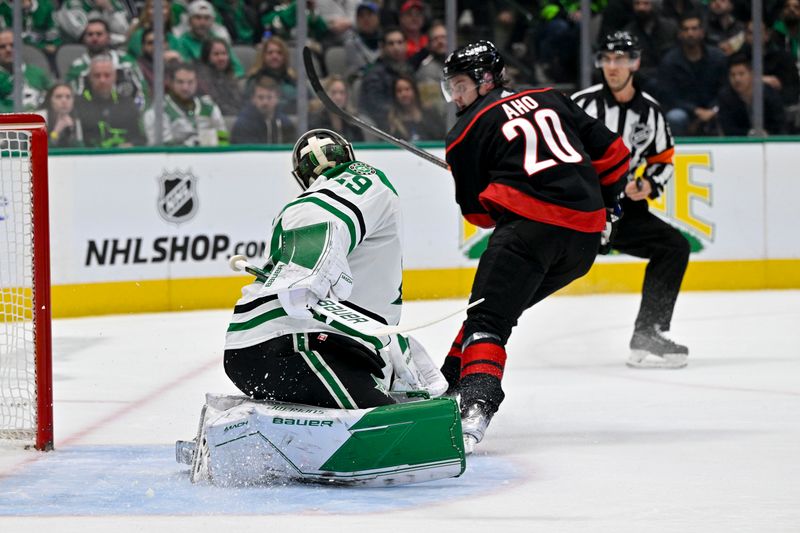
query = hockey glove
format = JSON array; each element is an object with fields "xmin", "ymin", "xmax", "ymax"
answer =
[
  {"xmin": 388, "ymin": 336, "xmax": 449, "ymax": 397},
  {"xmin": 643, "ymin": 163, "xmax": 670, "ymax": 199},
  {"xmin": 599, "ymin": 204, "xmax": 622, "ymax": 255}
]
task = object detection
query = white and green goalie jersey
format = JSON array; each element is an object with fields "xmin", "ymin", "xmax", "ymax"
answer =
[{"xmin": 225, "ymin": 161, "xmax": 403, "ymax": 352}]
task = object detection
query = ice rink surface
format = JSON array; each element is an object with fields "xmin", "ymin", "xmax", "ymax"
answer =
[{"xmin": 1, "ymin": 290, "xmax": 799, "ymax": 532}]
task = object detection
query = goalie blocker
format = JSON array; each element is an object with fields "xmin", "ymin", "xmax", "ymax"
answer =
[{"xmin": 177, "ymin": 393, "xmax": 466, "ymax": 486}]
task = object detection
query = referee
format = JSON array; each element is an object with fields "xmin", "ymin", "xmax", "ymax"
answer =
[{"xmin": 572, "ymin": 31, "xmax": 691, "ymax": 369}]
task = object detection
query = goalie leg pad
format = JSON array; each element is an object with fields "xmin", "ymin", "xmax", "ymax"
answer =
[{"xmin": 182, "ymin": 393, "xmax": 466, "ymax": 487}]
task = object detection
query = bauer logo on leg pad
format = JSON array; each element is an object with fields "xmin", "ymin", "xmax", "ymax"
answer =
[{"xmin": 273, "ymin": 417, "xmax": 334, "ymax": 427}]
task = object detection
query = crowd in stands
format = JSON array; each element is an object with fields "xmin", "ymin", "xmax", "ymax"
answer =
[{"xmin": 2, "ymin": 0, "xmax": 799, "ymax": 148}]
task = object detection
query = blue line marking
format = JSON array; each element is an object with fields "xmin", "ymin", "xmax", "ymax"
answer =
[{"xmin": 0, "ymin": 445, "xmax": 522, "ymax": 516}]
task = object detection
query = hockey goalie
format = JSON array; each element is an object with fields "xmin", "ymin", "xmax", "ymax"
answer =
[{"xmin": 176, "ymin": 129, "xmax": 466, "ymax": 486}]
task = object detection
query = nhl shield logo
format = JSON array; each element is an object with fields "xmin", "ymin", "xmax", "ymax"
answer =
[
  {"xmin": 156, "ymin": 169, "xmax": 198, "ymax": 224},
  {"xmin": 629, "ymin": 123, "xmax": 653, "ymax": 151}
]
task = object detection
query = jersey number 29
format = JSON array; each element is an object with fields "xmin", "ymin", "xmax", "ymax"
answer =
[{"xmin": 502, "ymin": 110, "xmax": 582, "ymax": 176}]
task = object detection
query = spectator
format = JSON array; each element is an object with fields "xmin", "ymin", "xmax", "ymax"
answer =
[
  {"xmin": 718, "ymin": 53, "xmax": 785, "ymax": 134},
  {"xmin": 245, "ymin": 35, "xmax": 297, "ymax": 113},
  {"xmin": 261, "ymin": 0, "xmax": 330, "ymax": 44},
  {"xmin": 741, "ymin": 20, "xmax": 800, "ymax": 106},
  {"xmin": 412, "ymin": 20, "xmax": 448, "ymax": 118},
  {"xmin": 197, "ymin": 37, "xmax": 245, "ymax": 116},
  {"xmin": 387, "ymin": 74, "xmax": 444, "ymax": 141},
  {"xmin": 0, "ymin": 29, "xmax": 52, "ymax": 113},
  {"xmin": 0, "ymin": 0, "xmax": 60, "ymax": 58},
  {"xmin": 308, "ymin": 74, "xmax": 364, "ymax": 141},
  {"xmin": 658, "ymin": 13, "xmax": 728, "ymax": 135},
  {"xmin": 704, "ymin": 0, "xmax": 745, "ymax": 55},
  {"xmin": 359, "ymin": 26, "xmax": 410, "ymax": 129},
  {"xmin": 410, "ymin": 18, "xmax": 445, "ymax": 71},
  {"xmin": 137, "ymin": 28, "xmax": 183, "ymax": 93},
  {"xmin": 143, "ymin": 62, "xmax": 227, "ymax": 146},
  {"xmin": 398, "ymin": 0, "xmax": 427, "ymax": 59},
  {"xmin": 623, "ymin": 0, "xmax": 678, "ymax": 90},
  {"xmin": 313, "ymin": 0, "xmax": 359, "ymax": 44},
  {"xmin": 66, "ymin": 18, "xmax": 149, "ymax": 110},
  {"xmin": 661, "ymin": 0, "xmax": 699, "ymax": 25},
  {"xmin": 56, "ymin": 0, "xmax": 131, "ymax": 47},
  {"xmin": 75, "ymin": 54, "xmax": 145, "ymax": 147},
  {"xmin": 126, "ymin": 0, "xmax": 182, "ymax": 59},
  {"xmin": 38, "ymin": 83, "xmax": 84, "ymax": 147},
  {"xmin": 772, "ymin": 0, "xmax": 800, "ymax": 66},
  {"xmin": 536, "ymin": 0, "xmax": 593, "ymax": 82},
  {"xmin": 174, "ymin": 0, "xmax": 244, "ymax": 76},
  {"xmin": 344, "ymin": 1, "xmax": 382, "ymax": 78},
  {"xmin": 211, "ymin": 0, "xmax": 260, "ymax": 44},
  {"xmin": 231, "ymin": 76, "xmax": 296, "ymax": 144}
]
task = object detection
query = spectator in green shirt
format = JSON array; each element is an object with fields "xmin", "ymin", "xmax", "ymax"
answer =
[
  {"xmin": 0, "ymin": 29, "xmax": 52, "ymax": 112},
  {"xmin": 261, "ymin": 0, "xmax": 329, "ymax": 43},
  {"xmin": 174, "ymin": 0, "xmax": 244, "ymax": 76},
  {"xmin": 772, "ymin": 0, "xmax": 800, "ymax": 63},
  {"xmin": 0, "ymin": 0, "xmax": 61, "ymax": 56},
  {"xmin": 212, "ymin": 0, "xmax": 259, "ymax": 44},
  {"xmin": 126, "ymin": 0, "xmax": 182, "ymax": 59}
]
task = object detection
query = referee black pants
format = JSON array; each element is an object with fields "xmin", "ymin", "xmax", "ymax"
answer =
[
  {"xmin": 224, "ymin": 332, "xmax": 393, "ymax": 410},
  {"xmin": 444, "ymin": 213, "xmax": 600, "ymax": 411},
  {"xmin": 612, "ymin": 200, "xmax": 690, "ymax": 333}
]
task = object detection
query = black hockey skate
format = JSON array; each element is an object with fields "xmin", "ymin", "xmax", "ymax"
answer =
[
  {"xmin": 627, "ymin": 326, "xmax": 689, "ymax": 369},
  {"xmin": 460, "ymin": 400, "xmax": 495, "ymax": 455}
]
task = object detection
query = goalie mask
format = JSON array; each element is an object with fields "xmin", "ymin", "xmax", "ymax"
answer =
[{"xmin": 291, "ymin": 129, "xmax": 356, "ymax": 190}]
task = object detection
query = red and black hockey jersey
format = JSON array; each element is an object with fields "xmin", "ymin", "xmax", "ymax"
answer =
[{"xmin": 445, "ymin": 87, "xmax": 630, "ymax": 231}]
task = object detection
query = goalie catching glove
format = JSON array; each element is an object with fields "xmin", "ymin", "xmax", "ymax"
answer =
[{"xmin": 260, "ymin": 221, "xmax": 353, "ymax": 318}]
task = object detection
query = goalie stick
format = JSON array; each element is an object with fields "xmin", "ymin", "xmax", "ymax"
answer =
[
  {"xmin": 302, "ymin": 46, "xmax": 449, "ymax": 170},
  {"xmin": 228, "ymin": 255, "xmax": 482, "ymax": 337}
]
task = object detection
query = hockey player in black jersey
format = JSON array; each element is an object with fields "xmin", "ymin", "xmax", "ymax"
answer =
[
  {"xmin": 439, "ymin": 41, "xmax": 631, "ymax": 453},
  {"xmin": 572, "ymin": 32, "xmax": 691, "ymax": 369}
]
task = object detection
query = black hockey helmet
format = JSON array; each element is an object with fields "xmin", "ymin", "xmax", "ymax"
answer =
[
  {"xmin": 442, "ymin": 40, "xmax": 505, "ymax": 86},
  {"xmin": 291, "ymin": 129, "xmax": 356, "ymax": 190},
  {"xmin": 595, "ymin": 31, "xmax": 641, "ymax": 66}
]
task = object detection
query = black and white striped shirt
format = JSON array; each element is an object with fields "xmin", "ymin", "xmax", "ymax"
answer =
[{"xmin": 571, "ymin": 83, "xmax": 675, "ymax": 194}]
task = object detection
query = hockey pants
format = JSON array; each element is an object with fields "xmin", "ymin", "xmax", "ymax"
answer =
[
  {"xmin": 443, "ymin": 214, "xmax": 600, "ymax": 412},
  {"xmin": 612, "ymin": 200, "xmax": 690, "ymax": 333},
  {"xmin": 224, "ymin": 332, "xmax": 393, "ymax": 409}
]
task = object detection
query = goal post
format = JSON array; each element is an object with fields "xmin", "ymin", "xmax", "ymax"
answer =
[{"xmin": 0, "ymin": 113, "xmax": 53, "ymax": 451}]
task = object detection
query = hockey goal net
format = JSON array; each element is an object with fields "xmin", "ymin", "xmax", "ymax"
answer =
[{"xmin": 0, "ymin": 114, "xmax": 53, "ymax": 451}]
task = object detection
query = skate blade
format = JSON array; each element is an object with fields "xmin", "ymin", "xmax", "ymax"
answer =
[
  {"xmin": 627, "ymin": 350, "xmax": 688, "ymax": 369},
  {"xmin": 463, "ymin": 434, "xmax": 478, "ymax": 455}
]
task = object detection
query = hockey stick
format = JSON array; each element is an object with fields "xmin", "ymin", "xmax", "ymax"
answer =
[
  {"xmin": 302, "ymin": 46, "xmax": 450, "ymax": 171},
  {"xmin": 228, "ymin": 255, "xmax": 482, "ymax": 337}
]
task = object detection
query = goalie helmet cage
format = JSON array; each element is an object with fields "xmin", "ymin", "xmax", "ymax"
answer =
[{"xmin": 0, "ymin": 113, "xmax": 53, "ymax": 451}]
